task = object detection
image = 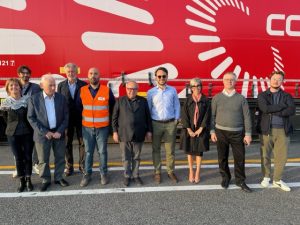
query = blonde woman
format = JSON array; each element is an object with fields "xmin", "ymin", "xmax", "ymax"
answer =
[
  {"xmin": 1, "ymin": 78, "xmax": 34, "ymax": 192},
  {"xmin": 181, "ymin": 78, "xmax": 210, "ymax": 183}
]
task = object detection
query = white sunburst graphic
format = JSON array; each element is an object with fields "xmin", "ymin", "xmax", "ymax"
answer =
[{"xmin": 186, "ymin": 0, "xmax": 255, "ymax": 96}]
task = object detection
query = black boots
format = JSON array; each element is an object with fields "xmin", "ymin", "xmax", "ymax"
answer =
[
  {"xmin": 18, "ymin": 177, "xmax": 34, "ymax": 192},
  {"xmin": 17, "ymin": 177, "xmax": 26, "ymax": 193},
  {"xmin": 25, "ymin": 177, "xmax": 33, "ymax": 191}
]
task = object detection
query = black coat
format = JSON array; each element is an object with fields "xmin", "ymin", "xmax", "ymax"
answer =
[
  {"xmin": 112, "ymin": 95, "xmax": 152, "ymax": 142},
  {"xmin": 257, "ymin": 88, "xmax": 295, "ymax": 135},
  {"xmin": 57, "ymin": 78, "xmax": 87, "ymax": 125},
  {"xmin": 4, "ymin": 107, "xmax": 32, "ymax": 136},
  {"xmin": 180, "ymin": 94, "xmax": 211, "ymax": 153}
]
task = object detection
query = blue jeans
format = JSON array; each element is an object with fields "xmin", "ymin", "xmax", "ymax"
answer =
[{"xmin": 82, "ymin": 126, "xmax": 109, "ymax": 175}]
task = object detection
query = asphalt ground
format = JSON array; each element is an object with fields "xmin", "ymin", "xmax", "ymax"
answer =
[{"xmin": 0, "ymin": 133, "xmax": 300, "ymax": 225}]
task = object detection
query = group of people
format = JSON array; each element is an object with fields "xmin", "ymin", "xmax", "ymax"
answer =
[{"xmin": 0, "ymin": 64, "xmax": 295, "ymax": 193}]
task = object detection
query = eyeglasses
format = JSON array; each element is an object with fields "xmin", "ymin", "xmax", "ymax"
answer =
[
  {"xmin": 126, "ymin": 87, "xmax": 138, "ymax": 91},
  {"xmin": 223, "ymin": 79, "xmax": 235, "ymax": 82},
  {"xmin": 156, "ymin": 75, "xmax": 167, "ymax": 79},
  {"xmin": 190, "ymin": 84, "xmax": 201, "ymax": 88},
  {"xmin": 20, "ymin": 71, "xmax": 30, "ymax": 74}
]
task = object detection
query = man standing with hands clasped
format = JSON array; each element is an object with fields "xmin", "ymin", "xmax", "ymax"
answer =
[
  {"xmin": 112, "ymin": 81, "xmax": 152, "ymax": 187},
  {"xmin": 211, "ymin": 72, "xmax": 252, "ymax": 193}
]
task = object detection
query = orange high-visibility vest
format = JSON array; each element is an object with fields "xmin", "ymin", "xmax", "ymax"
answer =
[{"xmin": 81, "ymin": 85, "xmax": 109, "ymax": 128}]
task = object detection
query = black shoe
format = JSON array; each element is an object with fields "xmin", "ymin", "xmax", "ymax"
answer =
[
  {"xmin": 123, "ymin": 177, "xmax": 130, "ymax": 187},
  {"xmin": 40, "ymin": 182, "xmax": 51, "ymax": 192},
  {"xmin": 17, "ymin": 177, "xmax": 26, "ymax": 193},
  {"xmin": 25, "ymin": 177, "xmax": 33, "ymax": 192},
  {"xmin": 237, "ymin": 182, "xmax": 252, "ymax": 193},
  {"xmin": 134, "ymin": 177, "xmax": 143, "ymax": 186},
  {"xmin": 221, "ymin": 179, "xmax": 230, "ymax": 189},
  {"xmin": 54, "ymin": 179, "xmax": 69, "ymax": 187}
]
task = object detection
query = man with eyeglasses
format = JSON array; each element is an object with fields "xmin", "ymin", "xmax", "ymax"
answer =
[
  {"xmin": 211, "ymin": 72, "xmax": 252, "ymax": 193},
  {"xmin": 257, "ymin": 71, "xmax": 295, "ymax": 191},
  {"xmin": 17, "ymin": 65, "xmax": 41, "ymax": 177},
  {"xmin": 147, "ymin": 67, "xmax": 181, "ymax": 184},
  {"xmin": 112, "ymin": 81, "xmax": 152, "ymax": 186}
]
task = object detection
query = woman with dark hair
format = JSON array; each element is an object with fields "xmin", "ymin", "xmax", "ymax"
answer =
[
  {"xmin": 181, "ymin": 78, "xmax": 210, "ymax": 183},
  {"xmin": 1, "ymin": 78, "xmax": 34, "ymax": 192}
]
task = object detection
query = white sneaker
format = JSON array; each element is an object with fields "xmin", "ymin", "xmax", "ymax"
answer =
[
  {"xmin": 32, "ymin": 164, "xmax": 39, "ymax": 175},
  {"xmin": 261, "ymin": 177, "xmax": 271, "ymax": 188},
  {"xmin": 273, "ymin": 180, "xmax": 291, "ymax": 192},
  {"xmin": 12, "ymin": 170, "xmax": 17, "ymax": 178}
]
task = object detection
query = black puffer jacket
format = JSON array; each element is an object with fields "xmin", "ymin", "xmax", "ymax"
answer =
[{"xmin": 257, "ymin": 89, "xmax": 295, "ymax": 135}]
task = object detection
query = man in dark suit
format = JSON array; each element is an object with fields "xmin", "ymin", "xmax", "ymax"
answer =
[
  {"xmin": 17, "ymin": 65, "xmax": 41, "ymax": 176},
  {"xmin": 57, "ymin": 63, "xmax": 87, "ymax": 176},
  {"xmin": 112, "ymin": 81, "xmax": 152, "ymax": 186},
  {"xmin": 27, "ymin": 74, "xmax": 69, "ymax": 191}
]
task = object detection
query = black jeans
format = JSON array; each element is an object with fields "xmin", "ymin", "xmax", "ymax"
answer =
[
  {"xmin": 8, "ymin": 133, "xmax": 34, "ymax": 177},
  {"xmin": 215, "ymin": 129, "xmax": 246, "ymax": 185}
]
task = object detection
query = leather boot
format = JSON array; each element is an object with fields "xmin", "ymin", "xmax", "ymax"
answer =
[
  {"xmin": 25, "ymin": 177, "xmax": 33, "ymax": 191},
  {"xmin": 17, "ymin": 177, "xmax": 26, "ymax": 193}
]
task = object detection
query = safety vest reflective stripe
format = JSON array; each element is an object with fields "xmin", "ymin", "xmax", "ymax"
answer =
[
  {"xmin": 83, "ymin": 105, "xmax": 109, "ymax": 110},
  {"xmin": 82, "ymin": 116, "xmax": 109, "ymax": 123}
]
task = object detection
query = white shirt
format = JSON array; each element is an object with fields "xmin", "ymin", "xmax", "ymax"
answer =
[
  {"xmin": 222, "ymin": 89, "xmax": 236, "ymax": 97},
  {"xmin": 43, "ymin": 91, "xmax": 57, "ymax": 129}
]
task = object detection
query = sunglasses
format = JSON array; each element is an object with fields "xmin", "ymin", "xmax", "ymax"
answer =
[
  {"xmin": 21, "ymin": 71, "xmax": 30, "ymax": 74},
  {"xmin": 156, "ymin": 75, "xmax": 167, "ymax": 79},
  {"xmin": 190, "ymin": 84, "xmax": 201, "ymax": 88}
]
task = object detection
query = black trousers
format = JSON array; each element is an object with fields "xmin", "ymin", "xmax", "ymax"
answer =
[
  {"xmin": 8, "ymin": 133, "xmax": 34, "ymax": 177},
  {"xmin": 215, "ymin": 129, "xmax": 246, "ymax": 185},
  {"xmin": 65, "ymin": 119, "xmax": 85, "ymax": 171}
]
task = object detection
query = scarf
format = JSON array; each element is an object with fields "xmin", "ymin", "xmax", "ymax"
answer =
[
  {"xmin": 192, "ymin": 94, "xmax": 201, "ymax": 127},
  {"xmin": 1, "ymin": 95, "xmax": 29, "ymax": 110}
]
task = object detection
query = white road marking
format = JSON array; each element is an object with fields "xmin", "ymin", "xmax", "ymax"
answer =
[{"xmin": 0, "ymin": 182, "xmax": 300, "ymax": 198}]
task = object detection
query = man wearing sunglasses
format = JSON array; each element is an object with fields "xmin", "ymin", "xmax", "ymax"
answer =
[{"xmin": 147, "ymin": 67, "xmax": 181, "ymax": 184}]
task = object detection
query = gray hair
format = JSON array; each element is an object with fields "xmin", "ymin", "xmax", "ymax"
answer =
[
  {"xmin": 190, "ymin": 78, "xmax": 202, "ymax": 87},
  {"xmin": 41, "ymin": 74, "xmax": 55, "ymax": 84},
  {"xmin": 223, "ymin": 72, "xmax": 237, "ymax": 80},
  {"xmin": 126, "ymin": 80, "xmax": 139, "ymax": 89},
  {"xmin": 64, "ymin": 62, "xmax": 78, "ymax": 73}
]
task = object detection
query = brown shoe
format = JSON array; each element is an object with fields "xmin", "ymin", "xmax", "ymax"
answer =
[
  {"xmin": 168, "ymin": 173, "xmax": 179, "ymax": 183},
  {"xmin": 154, "ymin": 174, "xmax": 161, "ymax": 184}
]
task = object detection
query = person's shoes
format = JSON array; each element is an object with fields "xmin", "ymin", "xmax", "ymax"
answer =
[
  {"xmin": 32, "ymin": 164, "xmax": 39, "ymax": 175},
  {"xmin": 154, "ymin": 174, "xmax": 161, "ymax": 184},
  {"xmin": 40, "ymin": 182, "xmax": 51, "ymax": 192},
  {"xmin": 168, "ymin": 173, "xmax": 179, "ymax": 183},
  {"xmin": 80, "ymin": 174, "xmax": 91, "ymax": 187},
  {"xmin": 54, "ymin": 179, "xmax": 69, "ymax": 187},
  {"xmin": 134, "ymin": 177, "xmax": 143, "ymax": 186},
  {"xmin": 100, "ymin": 174, "xmax": 109, "ymax": 185},
  {"xmin": 261, "ymin": 177, "xmax": 271, "ymax": 188},
  {"xmin": 221, "ymin": 178, "xmax": 230, "ymax": 189},
  {"xmin": 123, "ymin": 177, "xmax": 130, "ymax": 187},
  {"xmin": 237, "ymin": 182, "xmax": 252, "ymax": 193},
  {"xmin": 273, "ymin": 180, "xmax": 291, "ymax": 192},
  {"xmin": 17, "ymin": 177, "xmax": 26, "ymax": 193},
  {"xmin": 12, "ymin": 170, "xmax": 18, "ymax": 178},
  {"xmin": 25, "ymin": 177, "xmax": 33, "ymax": 192},
  {"xmin": 64, "ymin": 168, "xmax": 74, "ymax": 177}
]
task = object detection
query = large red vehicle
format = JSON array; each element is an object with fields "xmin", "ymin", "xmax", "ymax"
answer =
[{"xmin": 0, "ymin": 0, "xmax": 299, "ymax": 135}]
